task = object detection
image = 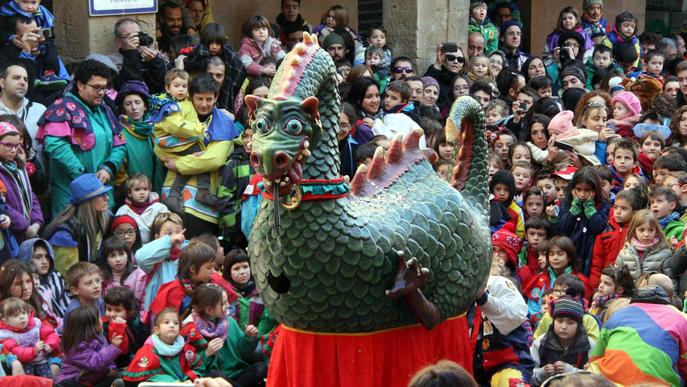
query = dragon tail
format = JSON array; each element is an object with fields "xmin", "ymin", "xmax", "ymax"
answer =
[{"xmin": 445, "ymin": 96, "xmax": 489, "ymax": 214}]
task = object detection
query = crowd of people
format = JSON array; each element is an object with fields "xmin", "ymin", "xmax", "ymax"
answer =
[{"xmin": 0, "ymin": 0, "xmax": 686, "ymax": 386}]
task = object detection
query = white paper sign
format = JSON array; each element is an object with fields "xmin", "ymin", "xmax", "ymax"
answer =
[{"xmin": 89, "ymin": 0, "xmax": 157, "ymax": 16}]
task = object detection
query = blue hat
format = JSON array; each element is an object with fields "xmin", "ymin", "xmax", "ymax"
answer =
[
  {"xmin": 115, "ymin": 80, "xmax": 150, "ymax": 108},
  {"xmin": 70, "ymin": 174, "xmax": 112, "ymax": 205},
  {"xmin": 500, "ymin": 19, "xmax": 522, "ymax": 36}
]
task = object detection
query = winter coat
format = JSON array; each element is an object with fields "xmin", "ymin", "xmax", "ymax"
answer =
[
  {"xmin": 589, "ymin": 221, "xmax": 629, "ymax": 290},
  {"xmin": 615, "ymin": 242, "xmax": 674, "ymax": 281},
  {"xmin": 44, "ymin": 216, "xmax": 102, "ymax": 276},
  {"xmin": 115, "ymin": 197, "xmax": 170, "ymax": 244},
  {"xmin": 556, "ymin": 128, "xmax": 600, "ymax": 165},
  {"xmin": 556, "ymin": 199, "xmax": 611, "ymax": 276},
  {"xmin": 672, "ymin": 245, "xmax": 687, "ymax": 300},
  {"xmin": 101, "ymin": 267, "xmax": 147, "ymax": 311},
  {"xmin": 238, "ymin": 36, "xmax": 286, "ymax": 76},
  {"xmin": 102, "ymin": 315, "xmax": 149, "ymax": 368},
  {"xmin": 468, "ymin": 18, "xmax": 499, "ymax": 53},
  {"xmin": 531, "ymin": 326, "xmax": 594, "ymax": 385},
  {"xmin": 17, "ymin": 238, "xmax": 70, "ymax": 318},
  {"xmin": 0, "ymin": 315, "xmax": 59, "ymax": 365},
  {"xmin": 56, "ymin": 334, "xmax": 121, "ymax": 384},
  {"xmin": 0, "ymin": 161, "xmax": 43, "ymax": 243}
]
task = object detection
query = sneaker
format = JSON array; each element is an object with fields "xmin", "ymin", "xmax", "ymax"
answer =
[{"xmin": 35, "ymin": 73, "xmax": 68, "ymax": 89}]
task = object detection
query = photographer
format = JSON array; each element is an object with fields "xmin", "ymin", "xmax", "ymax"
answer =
[
  {"xmin": 424, "ymin": 42, "xmax": 467, "ymax": 111},
  {"xmin": 545, "ymin": 31, "xmax": 587, "ymax": 96},
  {"xmin": 108, "ymin": 18, "xmax": 171, "ymax": 94}
]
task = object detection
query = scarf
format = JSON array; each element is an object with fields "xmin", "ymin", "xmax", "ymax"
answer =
[
  {"xmin": 151, "ymin": 333, "xmax": 185, "ymax": 356},
  {"xmin": 638, "ymin": 151, "xmax": 655, "ymax": 176},
  {"xmin": 631, "ymin": 236, "xmax": 659, "ymax": 252},
  {"xmin": 658, "ymin": 212, "xmax": 680, "ymax": 229},
  {"xmin": 231, "ymin": 279, "xmax": 256, "ymax": 298},
  {"xmin": 180, "ymin": 278, "xmax": 197, "ymax": 296},
  {"xmin": 192, "ymin": 311, "xmax": 228, "ymax": 341},
  {"xmin": 125, "ymin": 197, "xmax": 158, "ymax": 216},
  {"xmin": 276, "ymin": 13, "xmax": 308, "ymax": 36},
  {"xmin": 120, "ymin": 115, "xmax": 154, "ymax": 138}
]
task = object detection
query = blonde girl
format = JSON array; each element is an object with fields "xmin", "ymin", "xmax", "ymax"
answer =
[{"xmin": 615, "ymin": 209, "xmax": 673, "ymax": 281}]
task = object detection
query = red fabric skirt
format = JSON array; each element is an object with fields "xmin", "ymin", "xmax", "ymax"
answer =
[{"xmin": 267, "ymin": 315, "xmax": 473, "ymax": 387}]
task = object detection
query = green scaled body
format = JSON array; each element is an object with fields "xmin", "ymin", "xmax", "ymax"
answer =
[{"xmin": 247, "ymin": 33, "xmax": 491, "ymax": 333}]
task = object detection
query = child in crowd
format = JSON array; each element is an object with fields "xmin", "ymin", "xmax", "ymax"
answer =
[
  {"xmin": 623, "ymin": 173, "xmax": 647, "ymax": 192},
  {"xmin": 115, "ymin": 174, "xmax": 170, "ymax": 243},
  {"xmin": 490, "ymin": 227, "xmax": 522, "ymax": 281},
  {"xmin": 490, "ymin": 170, "xmax": 525, "ymax": 238},
  {"xmin": 610, "ymin": 139, "xmax": 641, "ymax": 194},
  {"xmin": 523, "ymin": 187, "xmax": 546, "ymax": 220},
  {"xmin": 629, "ymin": 50, "xmax": 665, "ymax": 80},
  {"xmin": 650, "ymin": 187, "xmax": 685, "ymax": 246},
  {"xmin": 63, "ymin": 262, "xmax": 104, "ymax": 321},
  {"xmin": 653, "ymin": 153, "xmax": 687, "ymax": 187},
  {"xmin": 224, "ymin": 249, "xmax": 277, "ymax": 343},
  {"xmin": 373, "ymin": 80, "xmax": 426, "ymax": 148},
  {"xmin": 530, "ymin": 294, "xmax": 594, "ymax": 385},
  {"xmin": 589, "ymin": 265, "xmax": 634, "ymax": 322},
  {"xmin": 512, "ymin": 161, "xmax": 533, "ymax": 203},
  {"xmin": 0, "ymin": 297, "xmax": 60, "ymax": 377},
  {"xmin": 367, "ymin": 26, "xmax": 392, "ymax": 68},
  {"xmin": 603, "ymin": 11, "xmax": 641, "ymax": 70},
  {"xmin": 669, "ymin": 105, "xmax": 687, "ymax": 146},
  {"xmin": 182, "ymin": 284, "xmax": 267, "ymax": 385},
  {"xmin": 592, "ymin": 165, "xmax": 614, "ymax": 203},
  {"xmin": 17, "ymin": 238, "xmax": 70, "ymax": 318},
  {"xmin": 615, "ymin": 209, "xmax": 674, "ymax": 282},
  {"xmin": 0, "ymin": 122, "xmax": 42, "ymax": 244},
  {"xmin": 557, "ymin": 166, "xmax": 610, "ymax": 276},
  {"xmin": 431, "ymin": 131, "xmax": 455, "ymax": 164},
  {"xmin": 637, "ymin": 131, "xmax": 665, "ymax": 179},
  {"xmin": 109, "ymin": 215, "xmax": 142, "ymax": 254},
  {"xmin": 57, "ymin": 305, "xmax": 123, "ymax": 386},
  {"xmin": 585, "ymin": 45, "xmax": 614, "ymax": 90},
  {"xmin": 608, "ymin": 91, "xmax": 642, "ymax": 138},
  {"xmin": 239, "ymin": 15, "xmax": 286, "ymax": 77},
  {"xmin": 97, "ymin": 237, "xmax": 146, "ymax": 310},
  {"xmin": 365, "ymin": 46, "xmax": 389, "ymax": 93},
  {"xmin": 523, "ymin": 236, "xmax": 590, "ymax": 325},
  {"xmin": 485, "ymin": 100, "xmax": 508, "ymax": 130},
  {"xmin": 468, "ymin": 1, "xmax": 499, "ymax": 53},
  {"xmin": 467, "ymin": 55, "xmax": 492, "ymax": 83},
  {"xmin": 149, "ymin": 241, "xmax": 236, "ymax": 323},
  {"xmin": 102, "ymin": 286, "xmax": 148, "ymax": 368},
  {"xmin": 510, "ymin": 143, "xmax": 533, "ymax": 166},
  {"xmin": 493, "ymin": 130, "xmax": 516, "ymax": 167},
  {"xmin": 548, "ymin": 110, "xmax": 600, "ymax": 166},
  {"xmin": 518, "ymin": 216, "xmax": 550, "ymax": 285},
  {"xmin": 590, "ymin": 188, "xmax": 648, "ymax": 289},
  {"xmin": 488, "ymin": 152, "xmax": 503, "ymax": 183}
]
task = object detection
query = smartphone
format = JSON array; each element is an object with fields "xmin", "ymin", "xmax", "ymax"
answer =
[
  {"xmin": 441, "ymin": 42, "xmax": 458, "ymax": 53},
  {"xmin": 554, "ymin": 140, "xmax": 574, "ymax": 152}
]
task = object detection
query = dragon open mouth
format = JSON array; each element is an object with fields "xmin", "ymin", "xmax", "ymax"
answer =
[{"xmin": 250, "ymin": 139, "xmax": 311, "ymax": 194}]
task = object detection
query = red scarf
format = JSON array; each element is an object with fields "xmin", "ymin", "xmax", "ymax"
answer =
[
  {"xmin": 125, "ymin": 197, "xmax": 159, "ymax": 215},
  {"xmin": 638, "ymin": 151, "xmax": 655, "ymax": 177}
]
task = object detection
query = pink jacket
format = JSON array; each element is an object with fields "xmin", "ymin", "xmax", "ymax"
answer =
[
  {"xmin": 0, "ymin": 315, "xmax": 60, "ymax": 364},
  {"xmin": 102, "ymin": 267, "xmax": 147, "ymax": 311},
  {"xmin": 238, "ymin": 36, "xmax": 286, "ymax": 76}
]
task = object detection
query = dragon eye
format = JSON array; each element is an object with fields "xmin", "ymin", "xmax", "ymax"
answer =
[
  {"xmin": 254, "ymin": 118, "xmax": 269, "ymax": 133},
  {"xmin": 285, "ymin": 119, "xmax": 303, "ymax": 135}
]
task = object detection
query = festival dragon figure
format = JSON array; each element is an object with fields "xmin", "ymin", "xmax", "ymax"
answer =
[{"xmin": 246, "ymin": 33, "xmax": 490, "ymax": 387}]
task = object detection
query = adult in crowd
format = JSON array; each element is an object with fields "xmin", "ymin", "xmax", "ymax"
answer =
[
  {"xmin": 186, "ymin": 0, "xmax": 213, "ymax": 35},
  {"xmin": 391, "ymin": 56, "xmax": 416, "ymax": 81},
  {"xmin": 161, "ymin": 74, "xmax": 237, "ymax": 237},
  {"xmin": 546, "ymin": 31, "xmax": 587, "ymax": 94},
  {"xmin": 276, "ymin": 0, "xmax": 311, "ymax": 46},
  {"xmin": 468, "ymin": 31, "xmax": 486, "ymax": 58},
  {"xmin": 37, "ymin": 59, "xmax": 126, "ymax": 218},
  {"xmin": 323, "ymin": 32, "xmax": 348, "ymax": 62},
  {"xmin": 157, "ymin": 1, "xmax": 188, "ymax": 57},
  {"xmin": 109, "ymin": 18, "xmax": 171, "ymax": 94},
  {"xmin": 499, "ymin": 20, "xmax": 529, "ymax": 71},
  {"xmin": 581, "ymin": 0, "xmax": 609, "ymax": 39},
  {"xmin": 425, "ymin": 43, "xmax": 467, "ymax": 110}
]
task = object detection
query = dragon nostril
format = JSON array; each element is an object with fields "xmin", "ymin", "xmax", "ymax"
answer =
[
  {"xmin": 250, "ymin": 152, "xmax": 262, "ymax": 168},
  {"xmin": 273, "ymin": 152, "xmax": 290, "ymax": 168}
]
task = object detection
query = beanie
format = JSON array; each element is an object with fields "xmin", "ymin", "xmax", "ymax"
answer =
[
  {"xmin": 421, "ymin": 76, "xmax": 439, "ymax": 90},
  {"xmin": 499, "ymin": 19, "xmax": 522, "ymax": 37},
  {"xmin": 548, "ymin": 110, "xmax": 578, "ymax": 140},
  {"xmin": 612, "ymin": 91, "xmax": 642, "ymax": 117},
  {"xmin": 322, "ymin": 32, "xmax": 345, "ymax": 49},
  {"xmin": 110, "ymin": 215, "xmax": 138, "ymax": 232},
  {"xmin": 583, "ymin": 0, "xmax": 603, "ymax": 9},
  {"xmin": 552, "ymin": 296, "xmax": 584, "ymax": 322},
  {"xmin": 491, "ymin": 227, "xmax": 522, "ymax": 268},
  {"xmin": 560, "ymin": 65, "xmax": 586, "ymax": 85}
]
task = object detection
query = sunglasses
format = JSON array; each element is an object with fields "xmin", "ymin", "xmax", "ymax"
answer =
[
  {"xmin": 446, "ymin": 55, "xmax": 465, "ymax": 63},
  {"xmin": 393, "ymin": 66, "xmax": 413, "ymax": 74}
]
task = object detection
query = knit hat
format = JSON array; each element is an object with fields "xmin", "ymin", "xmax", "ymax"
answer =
[
  {"xmin": 85, "ymin": 53, "xmax": 119, "ymax": 74},
  {"xmin": 552, "ymin": 296, "xmax": 584, "ymax": 322},
  {"xmin": 612, "ymin": 91, "xmax": 642, "ymax": 117},
  {"xmin": 110, "ymin": 215, "xmax": 138, "ymax": 233},
  {"xmin": 115, "ymin": 80, "xmax": 150, "ymax": 108},
  {"xmin": 69, "ymin": 173, "xmax": 112, "ymax": 205},
  {"xmin": 421, "ymin": 76, "xmax": 439, "ymax": 90},
  {"xmin": 489, "ymin": 170, "xmax": 516, "ymax": 206},
  {"xmin": 322, "ymin": 32, "xmax": 345, "ymax": 49},
  {"xmin": 0, "ymin": 122, "xmax": 19, "ymax": 138},
  {"xmin": 499, "ymin": 19, "xmax": 522, "ymax": 37},
  {"xmin": 548, "ymin": 110, "xmax": 578, "ymax": 140},
  {"xmin": 583, "ymin": 0, "xmax": 603, "ymax": 9},
  {"xmin": 551, "ymin": 165, "xmax": 578, "ymax": 181},
  {"xmin": 562, "ymin": 88, "xmax": 587, "ymax": 112},
  {"xmin": 560, "ymin": 64, "xmax": 586, "ymax": 86},
  {"xmin": 491, "ymin": 227, "xmax": 522, "ymax": 268}
]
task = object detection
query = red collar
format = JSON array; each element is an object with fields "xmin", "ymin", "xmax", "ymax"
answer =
[{"xmin": 257, "ymin": 177, "xmax": 350, "ymax": 207}]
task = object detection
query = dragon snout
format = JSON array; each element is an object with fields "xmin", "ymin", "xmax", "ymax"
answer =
[
  {"xmin": 273, "ymin": 151, "xmax": 291, "ymax": 171},
  {"xmin": 249, "ymin": 151, "xmax": 262, "ymax": 170},
  {"xmin": 250, "ymin": 149, "xmax": 296, "ymax": 181}
]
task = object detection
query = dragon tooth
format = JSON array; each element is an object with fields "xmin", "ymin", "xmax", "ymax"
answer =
[{"xmin": 302, "ymin": 149, "xmax": 311, "ymax": 157}]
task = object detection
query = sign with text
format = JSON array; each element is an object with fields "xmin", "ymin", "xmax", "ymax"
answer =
[{"xmin": 89, "ymin": 0, "xmax": 157, "ymax": 16}]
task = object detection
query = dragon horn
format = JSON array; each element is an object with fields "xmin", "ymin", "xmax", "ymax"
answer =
[{"xmin": 446, "ymin": 96, "xmax": 489, "ymax": 215}]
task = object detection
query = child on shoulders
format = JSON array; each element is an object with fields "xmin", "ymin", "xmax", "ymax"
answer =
[
  {"xmin": 372, "ymin": 80, "xmax": 426, "ymax": 148},
  {"xmin": 239, "ymin": 15, "xmax": 286, "ymax": 77}
]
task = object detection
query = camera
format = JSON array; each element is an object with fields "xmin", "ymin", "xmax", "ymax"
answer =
[
  {"xmin": 40, "ymin": 28, "xmax": 52, "ymax": 39},
  {"xmin": 441, "ymin": 42, "xmax": 458, "ymax": 53},
  {"xmin": 137, "ymin": 32, "xmax": 154, "ymax": 47}
]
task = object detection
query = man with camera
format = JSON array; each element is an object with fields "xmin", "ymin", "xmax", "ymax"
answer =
[{"xmin": 108, "ymin": 18, "xmax": 171, "ymax": 94}]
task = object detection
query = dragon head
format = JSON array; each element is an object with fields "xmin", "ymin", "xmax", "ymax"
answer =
[{"xmin": 246, "ymin": 95, "xmax": 322, "ymax": 191}]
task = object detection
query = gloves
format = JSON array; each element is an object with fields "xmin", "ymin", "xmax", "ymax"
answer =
[
  {"xmin": 569, "ymin": 197, "xmax": 582, "ymax": 216},
  {"xmin": 583, "ymin": 199, "xmax": 597, "ymax": 218}
]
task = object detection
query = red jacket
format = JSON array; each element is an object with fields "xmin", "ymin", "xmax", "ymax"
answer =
[
  {"xmin": 0, "ymin": 313, "xmax": 60, "ymax": 363},
  {"xmin": 589, "ymin": 219, "xmax": 629, "ymax": 290}
]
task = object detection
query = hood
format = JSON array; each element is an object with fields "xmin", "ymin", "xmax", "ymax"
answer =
[{"xmin": 17, "ymin": 238, "xmax": 56, "ymax": 277}]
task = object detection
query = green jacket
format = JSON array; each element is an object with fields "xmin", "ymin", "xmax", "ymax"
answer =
[{"xmin": 468, "ymin": 18, "xmax": 499, "ymax": 54}]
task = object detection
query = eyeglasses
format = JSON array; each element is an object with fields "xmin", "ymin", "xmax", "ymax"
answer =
[
  {"xmin": 0, "ymin": 142, "xmax": 22, "ymax": 151},
  {"xmin": 114, "ymin": 229, "xmax": 136, "ymax": 238},
  {"xmin": 446, "ymin": 55, "xmax": 465, "ymax": 63},
  {"xmin": 86, "ymin": 83, "xmax": 107, "ymax": 93},
  {"xmin": 393, "ymin": 66, "xmax": 413, "ymax": 74}
]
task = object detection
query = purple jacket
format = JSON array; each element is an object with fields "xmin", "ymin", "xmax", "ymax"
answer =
[
  {"xmin": 0, "ymin": 163, "xmax": 42, "ymax": 242},
  {"xmin": 56, "ymin": 334, "xmax": 121, "ymax": 384}
]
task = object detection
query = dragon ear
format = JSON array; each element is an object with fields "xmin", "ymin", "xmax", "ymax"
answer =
[
  {"xmin": 244, "ymin": 95, "xmax": 264, "ymax": 119},
  {"xmin": 300, "ymin": 96, "xmax": 320, "ymax": 121}
]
